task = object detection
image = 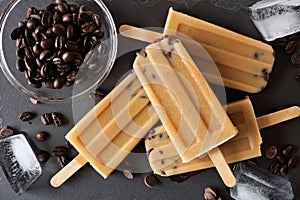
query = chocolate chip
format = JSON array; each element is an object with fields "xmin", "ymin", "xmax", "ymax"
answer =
[
  {"xmin": 265, "ymin": 145, "xmax": 277, "ymax": 159},
  {"xmin": 123, "ymin": 170, "xmax": 134, "ymax": 180},
  {"xmin": 35, "ymin": 131, "xmax": 49, "ymax": 142},
  {"xmin": 144, "ymin": 174, "xmax": 158, "ymax": 188},
  {"xmin": 19, "ymin": 111, "xmax": 34, "ymax": 121},
  {"xmin": 0, "ymin": 126, "xmax": 14, "ymax": 138}
]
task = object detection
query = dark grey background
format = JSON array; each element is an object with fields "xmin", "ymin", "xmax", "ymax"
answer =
[{"xmin": 0, "ymin": 0, "xmax": 299, "ymax": 199}]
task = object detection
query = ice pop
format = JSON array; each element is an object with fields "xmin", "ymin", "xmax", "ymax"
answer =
[
  {"xmin": 134, "ymin": 35, "xmax": 238, "ymax": 164},
  {"xmin": 50, "ymin": 71, "xmax": 159, "ymax": 187},
  {"xmin": 145, "ymin": 97, "xmax": 300, "ymax": 176},
  {"xmin": 119, "ymin": 8, "xmax": 275, "ymax": 93}
]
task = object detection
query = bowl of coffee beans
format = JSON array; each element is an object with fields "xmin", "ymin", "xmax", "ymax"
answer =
[{"xmin": 0, "ymin": 0, "xmax": 117, "ymax": 102}]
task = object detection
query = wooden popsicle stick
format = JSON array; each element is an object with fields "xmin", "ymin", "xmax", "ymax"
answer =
[
  {"xmin": 50, "ymin": 154, "xmax": 87, "ymax": 188},
  {"xmin": 256, "ymin": 106, "xmax": 300, "ymax": 129},
  {"xmin": 119, "ymin": 25, "xmax": 162, "ymax": 43},
  {"xmin": 208, "ymin": 148, "xmax": 236, "ymax": 187}
]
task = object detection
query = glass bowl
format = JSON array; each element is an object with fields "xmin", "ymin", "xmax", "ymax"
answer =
[{"xmin": 0, "ymin": 0, "xmax": 117, "ymax": 103}]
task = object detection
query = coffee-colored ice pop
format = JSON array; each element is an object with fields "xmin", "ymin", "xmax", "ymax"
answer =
[
  {"xmin": 145, "ymin": 97, "xmax": 300, "ymax": 176},
  {"xmin": 119, "ymin": 8, "xmax": 275, "ymax": 93},
  {"xmin": 50, "ymin": 72, "xmax": 159, "ymax": 187}
]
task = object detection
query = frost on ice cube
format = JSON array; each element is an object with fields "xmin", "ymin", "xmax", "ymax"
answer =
[
  {"xmin": 249, "ymin": 0, "xmax": 300, "ymax": 41},
  {"xmin": 0, "ymin": 134, "xmax": 42, "ymax": 195},
  {"xmin": 230, "ymin": 161, "xmax": 294, "ymax": 200}
]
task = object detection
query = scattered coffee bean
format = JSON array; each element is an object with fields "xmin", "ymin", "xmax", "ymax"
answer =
[
  {"xmin": 52, "ymin": 112, "xmax": 64, "ymax": 127},
  {"xmin": 36, "ymin": 131, "xmax": 49, "ymax": 142},
  {"xmin": 123, "ymin": 170, "xmax": 134, "ymax": 180},
  {"xmin": 89, "ymin": 89, "xmax": 105, "ymax": 101},
  {"xmin": 36, "ymin": 151, "xmax": 50, "ymax": 162},
  {"xmin": 204, "ymin": 187, "xmax": 218, "ymax": 200},
  {"xmin": 52, "ymin": 146, "xmax": 67, "ymax": 156},
  {"xmin": 279, "ymin": 164, "xmax": 288, "ymax": 176},
  {"xmin": 276, "ymin": 154, "xmax": 286, "ymax": 164},
  {"xmin": 19, "ymin": 111, "xmax": 34, "ymax": 121},
  {"xmin": 270, "ymin": 162, "xmax": 281, "ymax": 174},
  {"xmin": 265, "ymin": 145, "xmax": 278, "ymax": 159},
  {"xmin": 0, "ymin": 126, "xmax": 14, "ymax": 138},
  {"xmin": 285, "ymin": 40, "xmax": 298, "ymax": 54},
  {"xmin": 41, "ymin": 113, "xmax": 53, "ymax": 125},
  {"xmin": 144, "ymin": 174, "xmax": 158, "ymax": 188},
  {"xmin": 65, "ymin": 140, "xmax": 73, "ymax": 150},
  {"xmin": 282, "ymin": 145, "xmax": 295, "ymax": 157},
  {"xmin": 57, "ymin": 156, "xmax": 69, "ymax": 168},
  {"xmin": 291, "ymin": 52, "xmax": 300, "ymax": 65},
  {"xmin": 288, "ymin": 156, "xmax": 297, "ymax": 169}
]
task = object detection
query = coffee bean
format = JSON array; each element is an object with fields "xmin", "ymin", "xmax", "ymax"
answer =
[
  {"xmin": 57, "ymin": 2, "xmax": 69, "ymax": 14},
  {"xmin": 17, "ymin": 48, "xmax": 26, "ymax": 58},
  {"xmin": 265, "ymin": 145, "xmax": 277, "ymax": 159},
  {"xmin": 19, "ymin": 111, "xmax": 34, "ymax": 121},
  {"xmin": 82, "ymin": 21, "xmax": 96, "ymax": 34},
  {"xmin": 79, "ymin": 5, "xmax": 85, "ymax": 13},
  {"xmin": 55, "ymin": 35, "xmax": 65, "ymax": 49},
  {"xmin": 79, "ymin": 11, "xmax": 92, "ymax": 22},
  {"xmin": 282, "ymin": 145, "xmax": 295, "ymax": 157},
  {"xmin": 204, "ymin": 187, "xmax": 218, "ymax": 200},
  {"xmin": 41, "ymin": 38, "xmax": 54, "ymax": 49},
  {"xmin": 65, "ymin": 40, "xmax": 79, "ymax": 50},
  {"xmin": 41, "ymin": 11, "xmax": 52, "ymax": 27},
  {"xmin": 53, "ymin": 11, "xmax": 61, "ymax": 23},
  {"xmin": 89, "ymin": 89, "xmax": 105, "ymax": 101},
  {"xmin": 36, "ymin": 151, "xmax": 50, "ymax": 162},
  {"xmin": 66, "ymin": 3, "xmax": 78, "ymax": 12},
  {"xmin": 10, "ymin": 27, "xmax": 24, "ymax": 40},
  {"xmin": 26, "ymin": 19, "xmax": 38, "ymax": 30},
  {"xmin": 46, "ymin": 3, "xmax": 56, "ymax": 11},
  {"xmin": 52, "ymin": 24, "xmax": 66, "ymax": 35},
  {"xmin": 93, "ymin": 29, "xmax": 104, "ymax": 38},
  {"xmin": 41, "ymin": 113, "xmax": 53, "ymax": 125},
  {"xmin": 65, "ymin": 141, "xmax": 73, "ymax": 150},
  {"xmin": 276, "ymin": 154, "xmax": 286, "ymax": 164},
  {"xmin": 291, "ymin": 52, "xmax": 300, "ymax": 65},
  {"xmin": 52, "ymin": 112, "xmax": 64, "ymax": 127},
  {"xmin": 270, "ymin": 162, "xmax": 281, "ymax": 174},
  {"xmin": 30, "ymin": 14, "xmax": 42, "ymax": 21},
  {"xmin": 36, "ymin": 131, "xmax": 49, "ymax": 142},
  {"xmin": 45, "ymin": 27, "xmax": 55, "ymax": 37},
  {"xmin": 285, "ymin": 40, "xmax": 297, "ymax": 54},
  {"xmin": 62, "ymin": 51, "xmax": 82, "ymax": 63},
  {"xmin": 123, "ymin": 170, "xmax": 134, "ymax": 180},
  {"xmin": 66, "ymin": 70, "xmax": 77, "ymax": 82},
  {"xmin": 27, "ymin": 7, "xmax": 38, "ymax": 18},
  {"xmin": 25, "ymin": 47, "xmax": 35, "ymax": 60},
  {"xmin": 0, "ymin": 126, "xmax": 14, "ymax": 138},
  {"xmin": 144, "ymin": 174, "xmax": 158, "ymax": 188},
  {"xmin": 66, "ymin": 24, "xmax": 75, "ymax": 39},
  {"xmin": 57, "ymin": 156, "xmax": 69, "ymax": 168},
  {"xmin": 33, "ymin": 44, "xmax": 43, "ymax": 55},
  {"xmin": 53, "ymin": 57, "xmax": 62, "ymax": 65},
  {"xmin": 16, "ymin": 59, "xmax": 26, "ymax": 72},
  {"xmin": 52, "ymin": 146, "xmax": 67, "ymax": 157},
  {"xmin": 279, "ymin": 164, "xmax": 288, "ymax": 176},
  {"xmin": 92, "ymin": 14, "xmax": 101, "ymax": 27},
  {"xmin": 288, "ymin": 156, "xmax": 297, "ymax": 169},
  {"xmin": 90, "ymin": 36, "xmax": 100, "ymax": 47},
  {"xmin": 28, "ymin": 79, "xmax": 42, "ymax": 88},
  {"xmin": 45, "ymin": 80, "xmax": 55, "ymax": 89},
  {"xmin": 53, "ymin": 77, "xmax": 65, "ymax": 89}
]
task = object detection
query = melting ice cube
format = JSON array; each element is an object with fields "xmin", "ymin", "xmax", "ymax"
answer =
[
  {"xmin": 249, "ymin": 0, "xmax": 300, "ymax": 41},
  {"xmin": 0, "ymin": 134, "xmax": 42, "ymax": 195},
  {"xmin": 230, "ymin": 161, "xmax": 294, "ymax": 200}
]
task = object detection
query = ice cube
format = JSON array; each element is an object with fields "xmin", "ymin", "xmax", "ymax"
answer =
[
  {"xmin": 230, "ymin": 161, "xmax": 294, "ymax": 200},
  {"xmin": 249, "ymin": 0, "xmax": 300, "ymax": 41},
  {"xmin": 0, "ymin": 134, "xmax": 42, "ymax": 195}
]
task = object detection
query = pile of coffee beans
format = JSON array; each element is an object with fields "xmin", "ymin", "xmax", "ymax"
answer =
[
  {"xmin": 272, "ymin": 32, "xmax": 300, "ymax": 80},
  {"xmin": 265, "ymin": 145, "xmax": 298, "ymax": 176},
  {"xmin": 11, "ymin": 0, "xmax": 105, "ymax": 89}
]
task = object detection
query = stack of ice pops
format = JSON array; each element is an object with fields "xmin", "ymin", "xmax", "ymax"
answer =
[{"xmin": 50, "ymin": 8, "xmax": 286, "ymax": 188}]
